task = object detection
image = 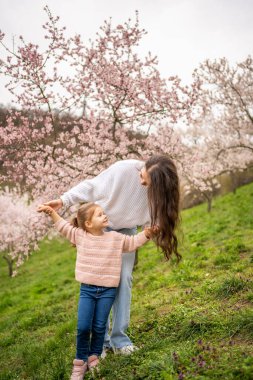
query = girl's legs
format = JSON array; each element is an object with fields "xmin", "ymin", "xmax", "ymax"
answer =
[
  {"xmin": 89, "ymin": 286, "xmax": 117, "ymax": 357},
  {"xmin": 76, "ymin": 284, "xmax": 96, "ymax": 362},
  {"xmin": 71, "ymin": 284, "xmax": 97, "ymax": 380},
  {"xmin": 104, "ymin": 227, "xmax": 137, "ymax": 349}
]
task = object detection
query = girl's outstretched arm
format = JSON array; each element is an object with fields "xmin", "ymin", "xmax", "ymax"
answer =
[
  {"xmin": 122, "ymin": 226, "xmax": 160, "ymax": 252},
  {"xmin": 122, "ymin": 231, "xmax": 149, "ymax": 253},
  {"xmin": 37, "ymin": 204, "xmax": 79, "ymax": 245}
]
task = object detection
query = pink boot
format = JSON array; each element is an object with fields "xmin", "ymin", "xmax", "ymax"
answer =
[
  {"xmin": 70, "ymin": 359, "xmax": 88, "ymax": 380},
  {"xmin": 88, "ymin": 355, "xmax": 100, "ymax": 372}
]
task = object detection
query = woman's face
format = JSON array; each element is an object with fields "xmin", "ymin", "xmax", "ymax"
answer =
[{"xmin": 139, "ymin": 166, "xmax": 151, "ymax": 186}]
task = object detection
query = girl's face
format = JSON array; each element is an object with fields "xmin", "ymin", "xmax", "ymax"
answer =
[
  {"xmin": 85, "ymin": 206, "xmax": 109, "ymax": 230},
  {"xmin": 139, "ymin": 166, "xmax": 151, "ymax": 186}
]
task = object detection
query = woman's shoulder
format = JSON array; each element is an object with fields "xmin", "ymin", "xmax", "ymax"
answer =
[
  {"xmin": 95, "ymin": 159, "xmax": 143, "ymax": 181},
  {"xmin": 111, "ymin": 159, "xmax": 144, "ymax": 169},
  {"xmin": 108, "ymin": 160, "xmax": 144, "ymax": 178}
]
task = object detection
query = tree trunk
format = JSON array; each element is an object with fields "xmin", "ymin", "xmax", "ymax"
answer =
[
  {"xmin": 3, "ymin": 255, "xmax": 13, "ymax": 277},
  {"xmin": 207, "ymin": 196, "xmax": 212, "ymax": 212},
  {"xmin": 230, "ymin": 172, "xmax": 237, "ymax": 194},
  {"xmin": 203, "ymin": 192, "xmax": 213, "ymax": 212}
]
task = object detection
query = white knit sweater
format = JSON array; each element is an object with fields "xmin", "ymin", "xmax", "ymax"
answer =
[{"xmin": 61, "ymin": 160, "xmax": 150, "ymax": 229}]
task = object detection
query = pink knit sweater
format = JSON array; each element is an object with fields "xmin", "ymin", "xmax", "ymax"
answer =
[{"xmin": 55, "ymin": 219, "xmax": 149, "ymax": 287}]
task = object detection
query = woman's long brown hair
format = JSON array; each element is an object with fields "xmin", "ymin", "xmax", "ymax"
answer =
[{"xmin": 145, "ymin": 155, "xmax": 181, "ymax": 262}]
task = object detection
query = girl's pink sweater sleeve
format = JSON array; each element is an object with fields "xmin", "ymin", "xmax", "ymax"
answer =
[
  {"xmin": 54, "ymin": 219, "xmax": 80, "ymax": 245},
  {"xmin": 122, "ymin": 231, "xmax": 149, "ymax": 252}
]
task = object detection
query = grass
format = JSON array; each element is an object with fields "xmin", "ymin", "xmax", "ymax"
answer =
[{"xmin": 0, "ymin": 183, "xmax": 253, "ymax": 379}]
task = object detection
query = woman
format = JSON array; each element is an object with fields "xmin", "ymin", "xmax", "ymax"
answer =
[{"xmin": 44, "ymin": 155, "xmax": 181, "ymax": 355}]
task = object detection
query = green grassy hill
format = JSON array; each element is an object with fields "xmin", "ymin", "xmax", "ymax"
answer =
[{"xmin": 1, "ymin": 183, "xmax": 253, "ymax": 380}]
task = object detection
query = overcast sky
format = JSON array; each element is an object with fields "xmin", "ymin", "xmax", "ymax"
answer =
[{"xmin": 1, "ymin": 0, "xmax": 253, "ymax": 105}]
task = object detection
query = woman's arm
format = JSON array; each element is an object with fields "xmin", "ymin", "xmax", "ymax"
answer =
[
  {"xmin": 42, "ymin": 179, "xmax": 94, "ymax": 211},
  {"xmin": 43, "ymin": 170, "xmax": 110, "ymax": 210},
  {"xmin": 43, "ymin": 160, "xmax": 129, "ymax": 210}
]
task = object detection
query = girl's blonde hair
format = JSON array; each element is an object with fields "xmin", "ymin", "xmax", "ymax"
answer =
[{"xmin": 71, "ymin": 202, "xmax": 98, "ymax": 230}]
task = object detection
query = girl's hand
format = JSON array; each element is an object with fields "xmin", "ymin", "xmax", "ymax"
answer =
[
  {"xmin": 144, "ymin": 225, "xmax": 160, "ymax": 239},
  {"xmin": 43, "ymin": 198, "xmax": 63, "ymax": 211},
  {"xmin": 37, "ymin": 205, "xmax": 62, "ymax": 223},
  {"xmin": 37, "ymin": 205, "xmax": 54, "ymax": 215}
]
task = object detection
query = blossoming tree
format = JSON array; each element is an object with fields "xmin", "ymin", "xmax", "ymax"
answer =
[
  {"xmin": 0, "ymin": 188, "xmax": 48, "ymax": 276},
  {"xmin": 0, "ymin": 7, "xmax": 193, "ymax": 203},
  {"xmin": 191, "ymin": 56, "xmax": 253, "ymax": 166}
]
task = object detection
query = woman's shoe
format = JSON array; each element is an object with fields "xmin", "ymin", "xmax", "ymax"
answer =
[
  {"xmin": 70, "ymin": 359, "xmax": 88, "ymax": 380},
  {"xmin": 113, "ymin": 345, "xmax": 139, "ymax": 355}
]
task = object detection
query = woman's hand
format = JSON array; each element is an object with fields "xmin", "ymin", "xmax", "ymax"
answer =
[
  {"xmin": 43, "ymin": 198, "xmax": 63, "ymax": 211},
  {"xmin": 144, "ymin": 225, "xmax": 160, "ymax": 239}
]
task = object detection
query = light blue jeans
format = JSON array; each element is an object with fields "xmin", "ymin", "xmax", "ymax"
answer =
[{"xmin": 104, "ymin": 227, "xmax": 137, "ymax": 349}]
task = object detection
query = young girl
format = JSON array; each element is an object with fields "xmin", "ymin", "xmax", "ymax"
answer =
[{"xmin": 38, "ymin": 202, "xmax": 157, "ymax": 380}]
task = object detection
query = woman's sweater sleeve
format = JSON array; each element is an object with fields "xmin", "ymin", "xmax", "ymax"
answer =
[
  {"xmin": 122, "ymin": 231, "xmax": 149, "ymax": 252},
  {"xmin": 60, "ymin": 179, "xmax": 95, "ymax": 208},
  {"xmin": 54, "ymin": 219, "xmax": 80, "ymax": 245},
  {"xmin": 60, "ymin": 165, "xmax": 113, "ymax": 208}
]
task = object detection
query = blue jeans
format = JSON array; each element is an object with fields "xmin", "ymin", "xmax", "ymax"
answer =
[
  {"xmin": 104, "ymin": 227, "xmax": 137, "ymax": 349},
  {"xmin": 76, "ymin": 284, "xmax": 117, "ymax": 361}
]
